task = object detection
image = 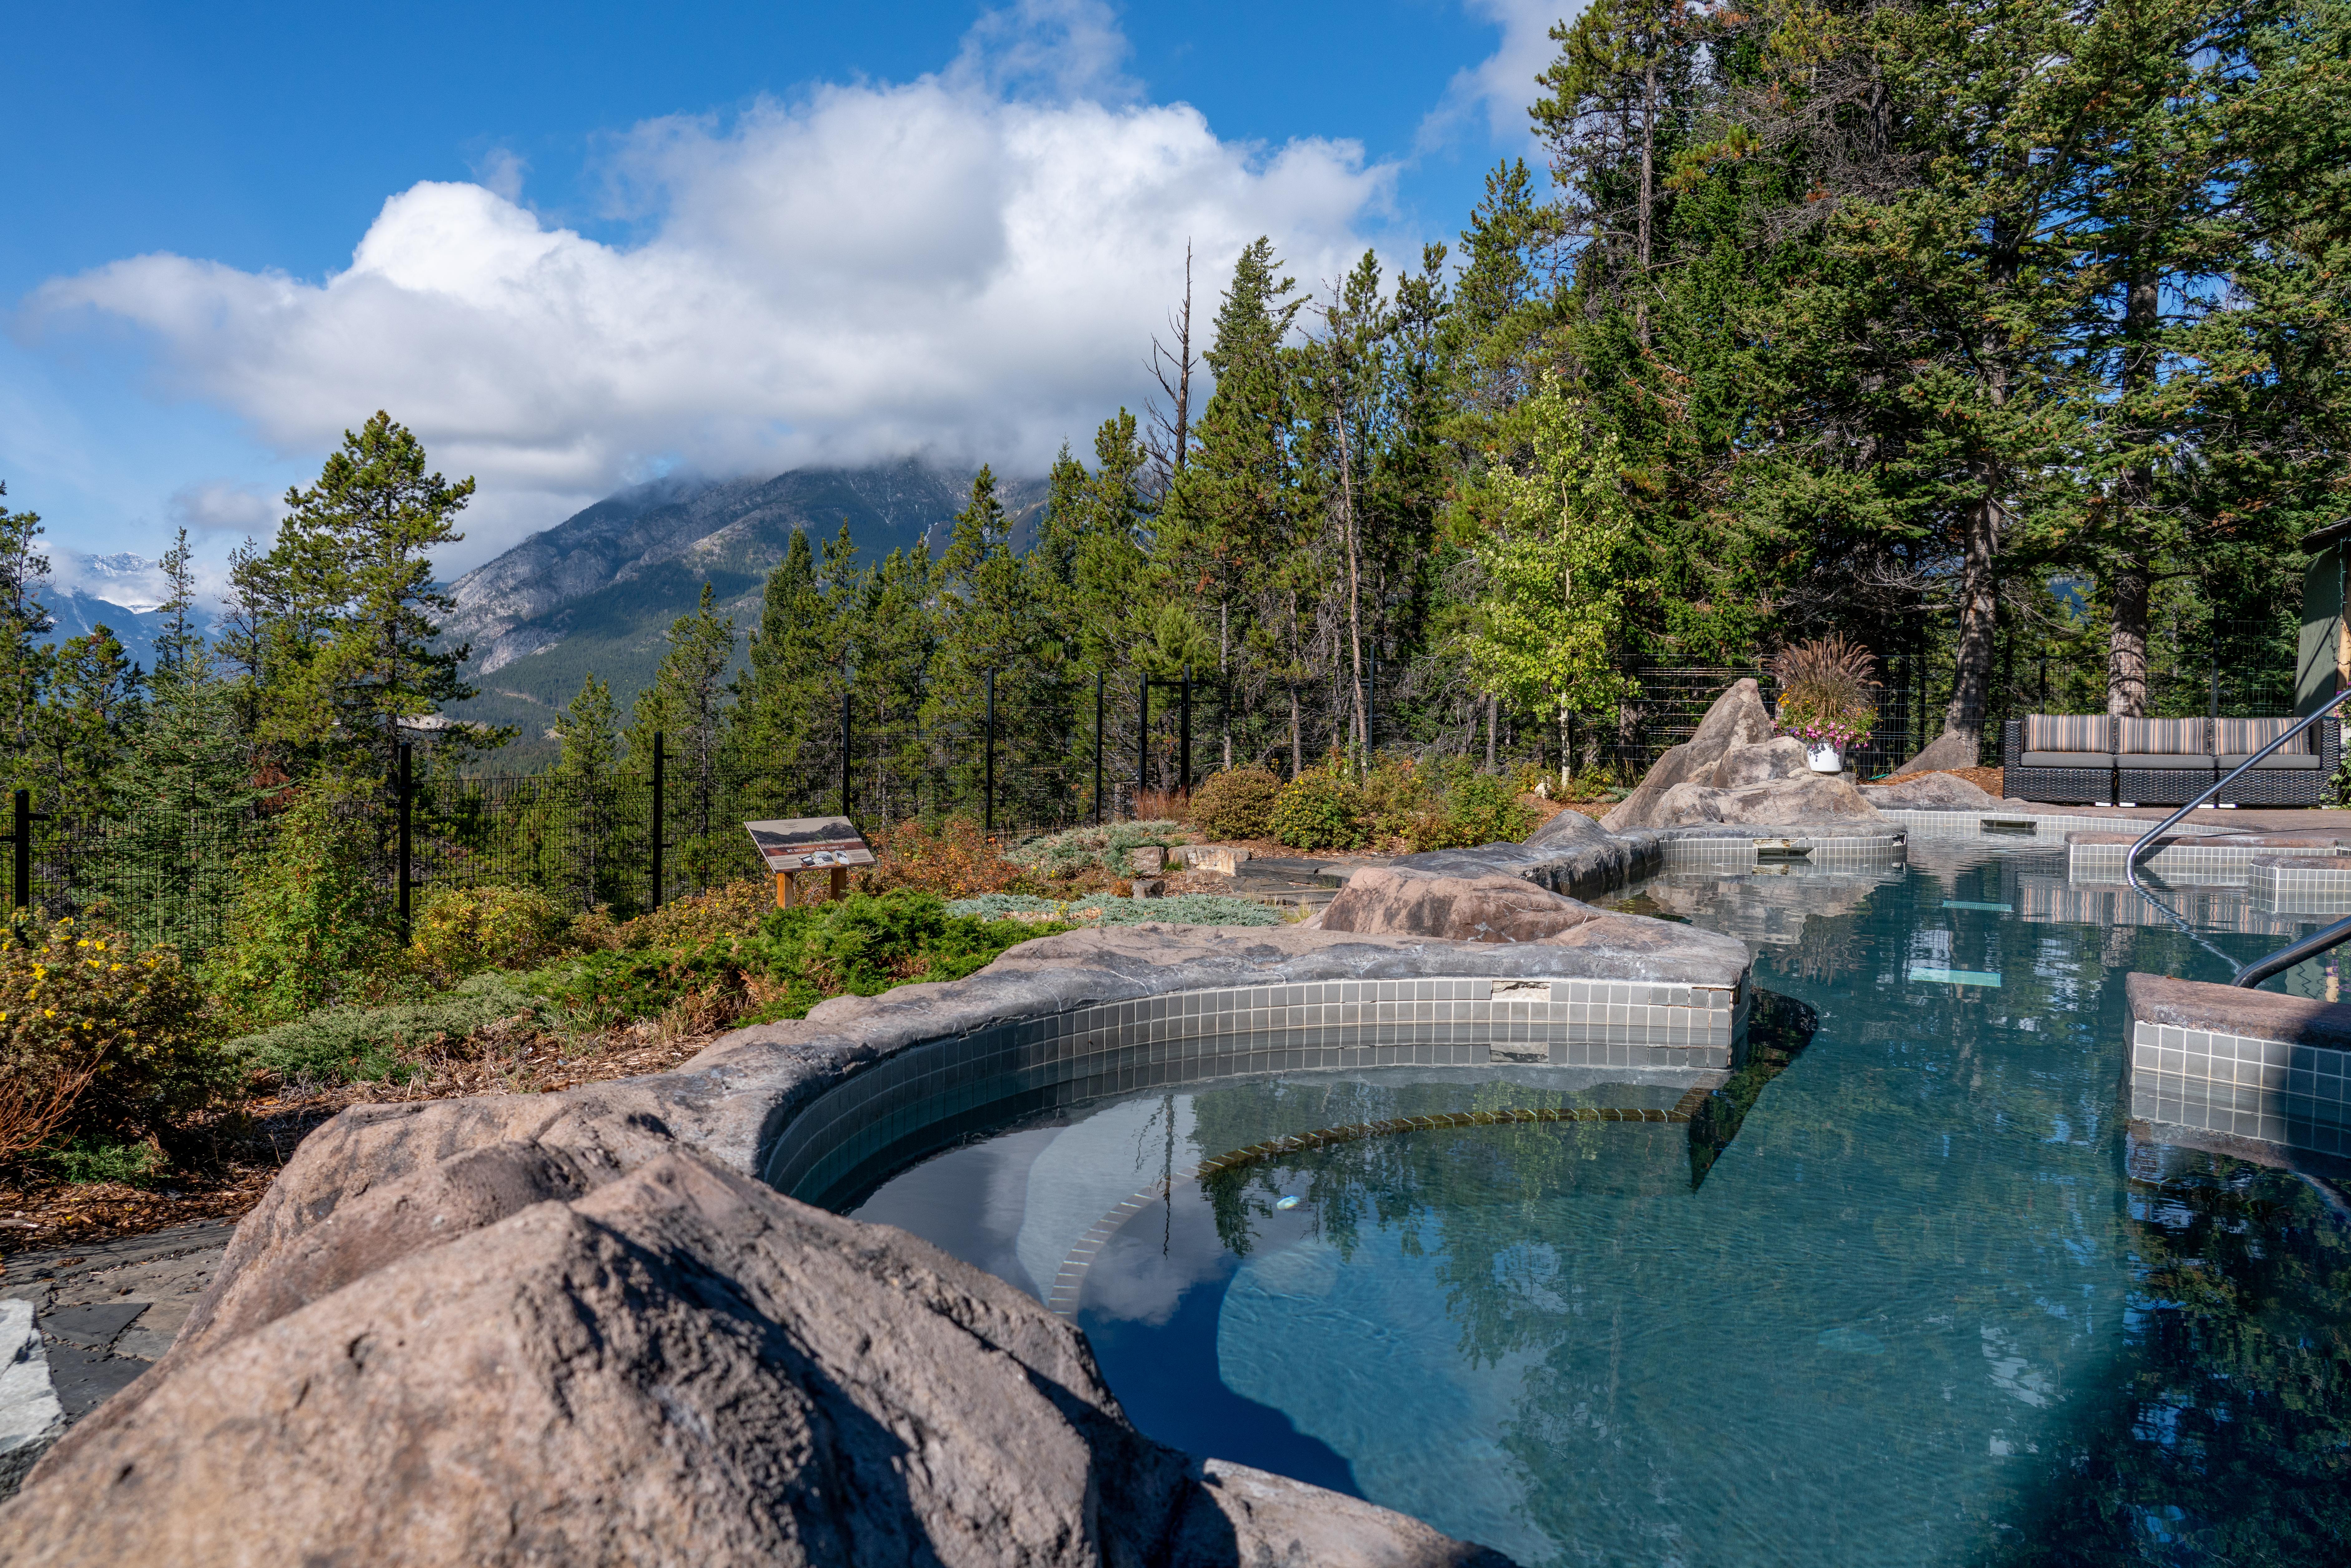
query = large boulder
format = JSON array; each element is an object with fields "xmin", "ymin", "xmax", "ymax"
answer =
[
  {"xmin": 0, "ymin": 1153, "xmax": 1508, "ymax": 1568},
  {"xmin": 1523, "ymin": 806, "xmax": 1613, "ymax": 849},
  {"xmin": 1862, "ymin": 770, "xmax": 1999, "ymax": 810},
  {"xmin": 1322, "ymin": 867, "xmax": 1607, "ymax": 944},
  {"xmin": 1602, "ymin": 679, "xmax": 1775, "ymax": 831},
  {"xmin": 1710, "ymin": 736, "xmax": 1809, "ymax": 789},
  {"xmin": 1888, "ymin": 732, "xmax": 1981, "ymax": 777},
  {"xmin": 1647, "ymin": 773, "xmax": 1889, "ymax": 828}
]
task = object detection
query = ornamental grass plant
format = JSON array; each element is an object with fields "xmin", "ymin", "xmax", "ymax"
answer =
[{"xmin": 1772, "ymin": 636, "xmax": 1879, "ymax": 751}]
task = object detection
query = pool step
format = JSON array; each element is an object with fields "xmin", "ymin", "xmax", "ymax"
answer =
[{"xmin": 2125, "ymin": 972, "xmax": 2351, "ymax": 1168}]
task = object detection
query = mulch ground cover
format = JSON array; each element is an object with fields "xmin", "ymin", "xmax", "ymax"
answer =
[{"xmin": 0, "ymin": 1024, "xmax": 727, "ymax": 1265}]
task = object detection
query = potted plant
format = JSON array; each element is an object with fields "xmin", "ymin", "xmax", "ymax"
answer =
[{"xmin": 1771, "ymin": 636, "xmax": 1878, "ymax": 775}]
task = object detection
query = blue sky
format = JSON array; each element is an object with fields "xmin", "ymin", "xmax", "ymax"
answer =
[{"xmin": 3, "ymin": 0, "xmax": 1564, "ymax": 590}]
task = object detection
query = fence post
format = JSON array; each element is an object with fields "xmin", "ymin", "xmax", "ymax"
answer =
[
  {"xmin": 651, "ymin": 732, "xmax": 666, "ymax": 911},
  {"xmin": 1093, "ymin": 671, "xmax": 1105, "ymax": 828},
  {"xmin": 841, "ymin": 689, "xmax": 853, "ymax": 821},
  {"xmin": 1179, "ymin": 667, "xmax": 1192, "ymax": 796},
  {"xmin": 983, "ymin": 668, "xmax": 996, "ymax": 837},
  {"xmin": 9, "ymin": 789, "xmax": 27, "ymax": 910},
  {"xmin": 1137, "ymin": 674, "xmax": 1149, "ymax": 817},
  {"xmin": 1367, "ymin": 649, "xmax": 1378, "ymax": 764},
  {"xmin": 397, "ymin": 742, "xmax": 413, "ymax": 944}
]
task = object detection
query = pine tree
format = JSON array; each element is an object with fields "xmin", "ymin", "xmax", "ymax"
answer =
[
  {"xmin": 627, "ymin": 583, "xmax": 736, "ymax": 885},
  {"xmin": 927, "ymin": 468, "xmax": 1070, "ymax": 821},
  {"xmin": 733, "ymin": 527, "xmax": 832, "ymax": 779},
  {"xmin": 550, "ymin": 672, "xmax": 632, "ymax": 912},
  {"xmin": 243, "ymin": 411, "xmax": 500, "ymax": 782},
  {"xmin": 37, "ymin": 629, "xmax": 142, "ymax": 819},
  {"xmin": 0, "ymin": 485, "xmax": 53, "ymax": 791}
]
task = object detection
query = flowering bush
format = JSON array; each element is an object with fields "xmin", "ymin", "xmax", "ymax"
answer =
[
  {"xmin": 0, "ymin": 913, "xmax": 220, "ymax": 1149},
  {"xmin": 410, "ymin": 884, "xmax": 571, "ymax": 982},
  {"xmin": 1783, "ymin": 716, "xmax": 1870, "ymax": 751}
]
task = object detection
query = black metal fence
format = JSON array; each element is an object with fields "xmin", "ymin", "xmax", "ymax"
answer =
[{"xmin": 10, "ymin": 634, "xmax": 2305, "ymax": 952}]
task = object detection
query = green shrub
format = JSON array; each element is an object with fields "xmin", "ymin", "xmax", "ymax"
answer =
[
  {"xmin": 732, "ymin": 892, "xmax": 1059, "ymax": 1020},
  {"xmin": 203, "ymin": 781, "xmax": 399, "ymax": 1026},
  {"xmin": 225, "ymin": 972, "xmax": 546, "ymax": 1086},
  {"xmin": 1189, "ymin": 767, "xmax": 1283, "ymax": 840},
  {"xmin": 410, "ymin": 884, "xmax": 570, "ymax": 981},
  {"xmin": 43, "ymin": 1137, "xmax": 165, "ymax": 1186},
  {"xmin": 1424, "ymin": 772, "xmax": 1535, "ymax": 849},
  {"xmin": 1271, "ymin": 761, "xmax": 1367, "ymax": 850},
  {"xmin": 0, "ymin": 912, "xmax": 222, "ymax": 1142},
  {"xmin": 528, "ymin": 946, "xmax": 741, "ymax": 1034}
]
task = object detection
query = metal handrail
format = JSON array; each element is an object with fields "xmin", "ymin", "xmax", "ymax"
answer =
[{"xmin": 2122, "ymin": 696, "xmax": 2351, "ymax": 987}]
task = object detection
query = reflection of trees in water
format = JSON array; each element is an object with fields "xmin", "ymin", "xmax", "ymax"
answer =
[
  {"xmin": 1973, "ymin": 1152, "xmax": 2351, "ymax": 1567},
  {"xmin": 1173, "ymin": 862, "xmax": 2348, "ymax": 1559}
]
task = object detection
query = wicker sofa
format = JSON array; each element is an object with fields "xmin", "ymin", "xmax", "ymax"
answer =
[{"xmin": 2000, "ymin": 714, "xmax": 2341, "ymax": 806}]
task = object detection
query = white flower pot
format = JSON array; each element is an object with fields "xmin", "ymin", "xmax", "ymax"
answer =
[{"xmin": 1805, "ymin": 742, "xmax": 1844, "ymax": 775}]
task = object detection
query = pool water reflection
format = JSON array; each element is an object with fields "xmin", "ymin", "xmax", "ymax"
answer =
[{"xmin": 850, "ymin": 846, "xmax": 2351, "ymax": 1566}]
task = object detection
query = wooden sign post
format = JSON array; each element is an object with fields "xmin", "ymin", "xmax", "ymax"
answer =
[{"xmin": 744, "ymin": 816, "xmax": 876, "ymax": 909}]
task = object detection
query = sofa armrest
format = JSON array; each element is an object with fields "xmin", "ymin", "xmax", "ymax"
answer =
[{"xmin": 2002, "ymin": 719, "xmax": 2022, "ymax": 769}]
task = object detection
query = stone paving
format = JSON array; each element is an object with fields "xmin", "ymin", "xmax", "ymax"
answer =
[{"xmin": 0, "ymin": 1219, "xmax": 231, "ymax": 1488}]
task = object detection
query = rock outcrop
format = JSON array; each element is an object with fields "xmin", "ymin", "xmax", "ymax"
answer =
[
  {"xmin": 1321, "ymin": 867, "xmax": 1608, "ymax": 944},
  {"xmin": 1710, "ymin": 736, "xmax": 1809, "ymax": 789},
  {"xmin": 1646, "ymin": 773, "xmax": 1890, "ymax": 829},
  {"xmin": 1862, "ymin": 770, "xmax": 2000, "ymax": 810},
  {"xmin": 1523, "ymin": 806, "xmax": 1613, "ymax": 849},
  {"xmin": 2, "ymin": 1153, "xmax": 1508, "ymax": 1568},
  {"xmin": 1601, "ymin": 679, "xmax": 1775, "ymax": 831}
]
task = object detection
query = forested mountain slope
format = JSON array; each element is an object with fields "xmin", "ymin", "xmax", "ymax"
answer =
[{"xmin": 443, "ymin": 458, "xmax": 1043, "ymax": 751}]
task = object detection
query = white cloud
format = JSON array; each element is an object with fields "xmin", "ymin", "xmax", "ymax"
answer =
[
  {"xmin": 25, "ymin": 1, "xmax": 1396, "ymax": 571},
  {"xmin": 1422, "ymin": 0, "xmax": 1577, "ymax": 151},
  {"xmin": 168, "ymin": 478, "xmax": 282, "ymax": 535}
]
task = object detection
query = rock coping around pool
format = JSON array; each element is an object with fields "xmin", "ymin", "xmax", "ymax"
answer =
[{"xmin": 0, "ymin": 851, "xmax": 1759, "ymax": 1566}]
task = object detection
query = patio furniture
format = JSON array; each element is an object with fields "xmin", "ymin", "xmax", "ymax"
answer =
[
  {"xmin": 2213, "ymin": 716, "xmax": 2337, "ymax": 805},
  {"xmin": 2119, "ymin": 717, "xmax": 2217, "ymax": 807},
  {"xmin": 2002, "ymin": 715, "xmax": 2117, "ymax": 804},
  {"xmin": 2001, "ymin": 713, "xmax": 2341, "ymax": 806}
]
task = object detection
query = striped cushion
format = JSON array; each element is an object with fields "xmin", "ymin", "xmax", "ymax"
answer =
[
  {"xmin": 2217, "ymin": 717, "xmax": 2311, "ymax": 756},
  {"xmin": 2119, "ymin": 717, "xmax": 2205, "ymax": 755},
  {"xmin": 2025, "ymin": 715, "xmax": 2112, "ymax": 753}
]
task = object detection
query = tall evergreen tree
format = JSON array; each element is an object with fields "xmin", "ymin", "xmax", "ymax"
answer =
[
  {"xmin": 0, "ymin": 484, "xmax": 53, "ymax": 790},
  {"xmin": 241, "ymin": 411, "xmax": 498, "ymax": 781},
  {"xmin": 628, "ymin": 582, "xmax": 737, "ymax": 879}
]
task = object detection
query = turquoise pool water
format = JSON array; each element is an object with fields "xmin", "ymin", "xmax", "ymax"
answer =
[{"xmin": 849, "ymin": 846, "xmax": 2351, "ymax": 1566}]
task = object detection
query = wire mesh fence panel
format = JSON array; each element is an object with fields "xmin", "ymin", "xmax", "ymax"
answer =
[{"xmin": 27, "ymin": 807, "xmax": 259, "ymax": 954}]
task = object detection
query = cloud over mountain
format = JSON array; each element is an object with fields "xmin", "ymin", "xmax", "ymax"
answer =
[{"xmin": 29, "ymin": 1, "xmax": 1397, "ymax": 565}]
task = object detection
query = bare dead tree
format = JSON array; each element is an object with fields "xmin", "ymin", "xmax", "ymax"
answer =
[{"xmin": 1144, "ymin": 242, "xmax": 1197, "ymax": 496}]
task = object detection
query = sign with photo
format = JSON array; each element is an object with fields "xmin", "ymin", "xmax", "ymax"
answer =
[{"xmin": 743, "ymin": 816, "xmax": 876, "ymax": 872}]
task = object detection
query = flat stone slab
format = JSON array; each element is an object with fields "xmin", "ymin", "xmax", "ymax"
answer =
[
  {"xmin": 2125, "ymin": 972, "xmax": 2351, "ymax": 1052},
  {"xmin": 2066, "ymin": 832, "xmax": 2341, "ymax": 848}
]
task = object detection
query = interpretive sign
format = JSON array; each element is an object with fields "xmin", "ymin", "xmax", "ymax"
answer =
[
  {"xmin": 744, "ymin": 816, "xmax": 874, "ymax": 908},
  {"xmin": 744, "ymin": 816, "xmax": 876, "ymax": 872}
]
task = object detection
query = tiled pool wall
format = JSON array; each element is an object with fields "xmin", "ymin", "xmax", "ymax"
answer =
[
  {"xmin": 2014, "ymin": 878, "xmax": 2314, "ymax": 938},
  {"xmin": 2069, "ymin": 838, "xmax": 2344, "ymax": 885},
  {"xmin": 766, "ymin": 973, "xmax": 1748, "ymax": 1208},
  {"xmin": 2249, "ymin": 855, "xmax": 2351, "ymax": 914},
  {"xmin": 1656, "ymin": 834, "xmax": 1905, "ymax": 873},
  {"xmin": 1878, "ymin": 808, "xmax": 2145, "ymax": 841},
  {"xmin": 2129, "ymin": 1020, "xmax": 2351, "ymax": 1157}
]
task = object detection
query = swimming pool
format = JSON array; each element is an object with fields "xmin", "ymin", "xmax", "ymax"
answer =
[{"xmin": 849, "ymin": 845, "xmax": 2351, "ymax": 1566}]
